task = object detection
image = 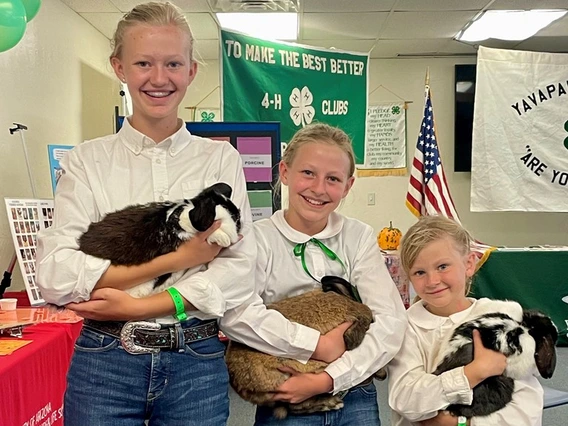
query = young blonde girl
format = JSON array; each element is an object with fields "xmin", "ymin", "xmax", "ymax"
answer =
[
  {"xmin": 388, "ymin": 215, "xmax": 543, "ymax": 426},
  {"xmin": 36, "ymin": 2, "xmax": 255, "ymax": 424},
  {"xmin": 221, "ymin": 123, "xmax": 407, "ymax": 426}
]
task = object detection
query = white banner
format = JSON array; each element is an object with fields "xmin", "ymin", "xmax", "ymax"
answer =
[
  {"xmin": 471, "ymin": 46, "xmax": 568, "ymax": 212},
  {"xmin": 359, "ymin": 103, "xmax": 406, "ymax": 171}
]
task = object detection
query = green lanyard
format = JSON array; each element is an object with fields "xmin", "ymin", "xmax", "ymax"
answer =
[{"xmin": 293, "ymin": 238, "xmax": 347, "ymax": 283}]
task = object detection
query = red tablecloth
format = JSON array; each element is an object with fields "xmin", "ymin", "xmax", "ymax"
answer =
[
  {"xmin": 383, "ymin": 251, "xmax": 412, "ymax": 308},
  {"xmin": 0, "ymin": 322, "xmax": 82, "ymax": 426}
]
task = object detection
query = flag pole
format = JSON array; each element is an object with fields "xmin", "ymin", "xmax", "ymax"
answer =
[{"xmin": 425, "ymin": 67, "xmax": 430, "ymax": 87}]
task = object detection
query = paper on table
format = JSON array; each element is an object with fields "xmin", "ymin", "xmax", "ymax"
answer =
[{"xmin": 0, "ymin": 339, "xmax": 33, "ymax": 356}]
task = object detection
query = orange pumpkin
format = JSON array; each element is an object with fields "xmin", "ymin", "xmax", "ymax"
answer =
[{"xmin": 377, "ymin": 221, "xmax": 402, "ymax": 250}]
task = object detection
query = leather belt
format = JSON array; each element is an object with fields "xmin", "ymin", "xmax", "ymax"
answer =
[{"xmin": 83, "ymin": 319, "xmax": 219, "ymax": 355}]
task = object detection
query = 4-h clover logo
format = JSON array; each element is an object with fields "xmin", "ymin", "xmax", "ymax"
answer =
[
  {"xmin": 391, "ymin": 105, "xmax": 401, "ymax": 115},
  {"xmin": 200, "ymin": 111, "xmax": 215, "ymax": 122},
  {"xmin": 289, "ymin": 86, "xmax": 315, "ymax": 127}
]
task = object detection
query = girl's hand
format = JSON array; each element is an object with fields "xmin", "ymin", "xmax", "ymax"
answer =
[
  {"xmin": 66, "ymin": 288, "xmax": 145, "ymax": 321},
  {"xmin": 271, "ymin": 367, "xmax": 333, "ymax": 404},
  {"xmin": 464, "ymin": 329, "xmax": 507, "ymax": 387},
  {"xmin": 312, "ymin": 321, "xmax": 353, "ymax": 363},
  {"xmin": 420, "ymin": 411, "xmax": 465, "ymax": 426},
  {"xmin": 169, "ymin": 221, "xmax": 223, "ymax": 271}
]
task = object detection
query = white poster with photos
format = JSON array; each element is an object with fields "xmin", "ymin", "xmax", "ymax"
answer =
[{"xmin": 4, "ymin": 198, "xmax": 54, "ymax": 306}]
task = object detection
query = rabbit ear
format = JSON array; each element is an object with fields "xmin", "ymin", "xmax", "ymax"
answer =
[
  {"xmin": 522, "ymin": 310, "xmax": 558, "ymax": 379},
  {"xmin": 204, "ymin": 182, "xmax": 233, "ymax": 198},
  {"xmin": 188, "ymin": 198, "xmax": 216, "ymax": 232},
  {"xmin": 535, "ymin": 334, "xmax": 557, "ymax": 378}
]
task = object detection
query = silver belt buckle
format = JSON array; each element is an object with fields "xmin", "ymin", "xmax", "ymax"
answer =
[{"xmin": 120, "ymin": 320, "xmax": 161, "ymax": 355}]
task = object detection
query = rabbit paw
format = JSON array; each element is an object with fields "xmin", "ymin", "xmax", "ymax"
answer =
[{"xmin": 207, "ymin": 229, "xmax": 232, "ymax": 247}]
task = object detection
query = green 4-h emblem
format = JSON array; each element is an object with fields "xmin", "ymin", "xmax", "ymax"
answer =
[
  {"xmin": 391, "ymin": 105, "xmax": 401, "ymax": 115},
  {"xmin": 201, "ymin": 111, "xmax": 215, "ymax": 122}
]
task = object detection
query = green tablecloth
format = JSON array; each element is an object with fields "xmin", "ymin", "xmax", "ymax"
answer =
[{"xmin": 472, "ymin": 249, "xmax": 568, "ymax": 346}]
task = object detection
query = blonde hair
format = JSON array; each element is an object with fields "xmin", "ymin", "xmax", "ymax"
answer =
[
  {"xmin": 400, "ymin": 215, "xmax": 474, "ymax": 296},
  {"xmin": 282, "ymin": 123, "xmax": 356, "ymax": 176},
  {"xmin": 110, "ymin": 2, "xmax": 194, "ymax": 61}
]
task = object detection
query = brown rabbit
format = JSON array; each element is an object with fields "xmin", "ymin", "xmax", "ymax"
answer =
[{"xmin": 225, "ymin": 276, "xmax": 384, "ymax": 419}]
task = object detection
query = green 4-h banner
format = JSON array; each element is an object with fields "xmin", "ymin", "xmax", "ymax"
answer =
[{"xmin": 221, "ymin": 29, "xmax": 369, "ymax": 164}]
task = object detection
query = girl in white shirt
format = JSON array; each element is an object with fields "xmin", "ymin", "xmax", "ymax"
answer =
[
  {"xmin": 388, "ymin": 215, "xmax": 543, "ymax": 426},
  {"xmin": 35, "ymin": 3, "xmax": 255, "ymax": 425},
  {"xmin": 221, "ymin": 123, "xmax": 407, "ymax": 426}
]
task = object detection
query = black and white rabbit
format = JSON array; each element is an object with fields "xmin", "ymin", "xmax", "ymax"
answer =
[
  {"xmin": 433, "ymin": 300, "xmax": 557, "ymax": 418},
  {"xmin": 78, "ymin": 182, "xmax": 241, "ymax": 298}
]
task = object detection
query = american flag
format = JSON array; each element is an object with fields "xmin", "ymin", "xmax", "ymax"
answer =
[
  {"xmin": 406, "ymin": 85, "xmax": 461, "ymax": 221},
  {"xmin": 406, "ymin": 85, "xmax": 494, "ymax": 266}
]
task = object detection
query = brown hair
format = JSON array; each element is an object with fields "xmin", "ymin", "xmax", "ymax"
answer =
[
  {"xmin": 282, "ymin": 123, "xmax": 356, "ymax": 176},
  {"xmin": 110, "ymin": 2, "xmax": 194, "ymax": 61},
  {"xmin": 400, "ymin": 215, "xmax": 474, "ymax": 297}
]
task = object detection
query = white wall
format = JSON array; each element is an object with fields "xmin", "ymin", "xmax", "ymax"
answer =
[
  {"xmin": 182, "ymin": 57, "xmax": 568, "ymax": 247},
  {"xmin": 0, "ymin": 0, "xmax": 119, "ymax": 291}
]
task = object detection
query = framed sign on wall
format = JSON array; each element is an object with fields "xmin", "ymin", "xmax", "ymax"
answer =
[{"xmin": 116, "ymin": 117, "xmax": 281, "ymax": 218}]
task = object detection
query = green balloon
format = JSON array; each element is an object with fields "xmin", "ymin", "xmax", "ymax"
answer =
[
  {"xmin": 21, "ymin": 0, "xmax": 41, "ymax": 22},
  {"xmin": 0, "ymin": 0, "xmax": 27, "ymax": 53}
]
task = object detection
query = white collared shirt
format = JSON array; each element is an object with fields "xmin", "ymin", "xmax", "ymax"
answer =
[
  {"xmin": 220, "ymin": 210, "xmax": 407, "ymax": 393},
  {"xmin": 388, "ymin": 298, "xmax": 543, "ymax": 426},
  {"xmin": 36, "ymin": 118, "xmax": 256, "ymax": 322}
]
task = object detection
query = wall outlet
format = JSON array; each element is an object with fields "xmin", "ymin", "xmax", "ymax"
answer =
[{"xmin": 367, "ymin": 192, "xmax": 375, "ymax": 206}]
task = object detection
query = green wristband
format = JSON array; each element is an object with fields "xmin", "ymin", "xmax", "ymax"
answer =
[
  {"xmin": 457, "ymin": 416, "xmax": 467, "ymax": 426},
  {"xmin": 167, "ymin": 287, "xmax": 188, "ymax": 321}
]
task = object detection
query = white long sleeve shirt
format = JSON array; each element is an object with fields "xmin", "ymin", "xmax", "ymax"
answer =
[
  {"xmin": 388, "ymin": 298, "xmax": 544, "ymax": 426},
  {"xmin": 36, "ymin": 118, "xmax": 256, "ymax": 322},
  {"xmin": 220, "ymin": 210, "xmax": 407, "ymax": 393}
]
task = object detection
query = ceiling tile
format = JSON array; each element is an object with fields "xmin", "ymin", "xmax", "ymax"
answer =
[
  {"xmin": 61, "ymin": 0, "xmax": 568, "ymax": 60},
  {"xmin": 438, "ymin": 40, "xmax": 479, "ymax": 56},
  {"xmin": 299, "ymin": 39, "xmax": 376, "ymax": 54},
  {"xmin": 302, "ymin": 12, "xmax": 389, "ymax": 39},
  {"xmin": 380, "ymin": 11, "xmax": 478, "ymax": 39},
  {"xmin": 515, "ymin": 36, "xmax": 568, "ymax": 53},
  {"xmin": 168, "ymin": 0, "xmax": 212, "ymax": 12},
  {"xmin": 60, "ymin": 0, "xmax": 120, "ymax": 13},
  {"xmin": 109, "ymin": 0, "xmax": 211, "ymax": 13},
  {"xmin": 475, "ymin": 39, "xmax": 523, "ymax": 49},
  {"xmin": 303, "ymin": 0, "xmax": 396, "ymax": 12},
  {"xmin": 371, "ymin": 39, "xmax": 456, "ymax": 58},
  {"xmin": 79, "ymin": 13, "xmax": 123, "ymax": 39},
  {"xmin": 396, "ymin": 0, "xmax": 489, "ymax": 11},
  {"xmin": 533, "ymin": 15, "xmax": 568, "ymax": 37},
  {"xmin": 185, "ymin": 13, "xmax": 219, "ymax": 39}
]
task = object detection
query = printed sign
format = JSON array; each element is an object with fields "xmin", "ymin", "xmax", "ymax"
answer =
[{"xmin": 221, "ymin": 29, "xmax": 369, "ymax": 164}]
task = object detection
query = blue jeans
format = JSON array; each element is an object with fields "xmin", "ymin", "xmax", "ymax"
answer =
[
  {"xmin": 64, "ymin": 319, "xmax": 229, "ymax": 426},
  {"xmin": 254, "ymin": 382, "xmax": 380, "ymax": 426}
]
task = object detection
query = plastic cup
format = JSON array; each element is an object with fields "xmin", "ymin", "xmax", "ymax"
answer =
[{"xmin": 0, "ymin": 298, "xmax": 18, "ymax": 311}]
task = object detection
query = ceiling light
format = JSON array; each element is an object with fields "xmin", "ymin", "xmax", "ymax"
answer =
[
  {"xmin": 217, "ymin": 12, "xmax": 298, "ymax": 40},
  {"xmin": 456, "ymin": 9, "xmax": 567, "ymax": 42},
  {"xmin": 210, "ymin": 0, "xmax": 299, "ymax": 12}
]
